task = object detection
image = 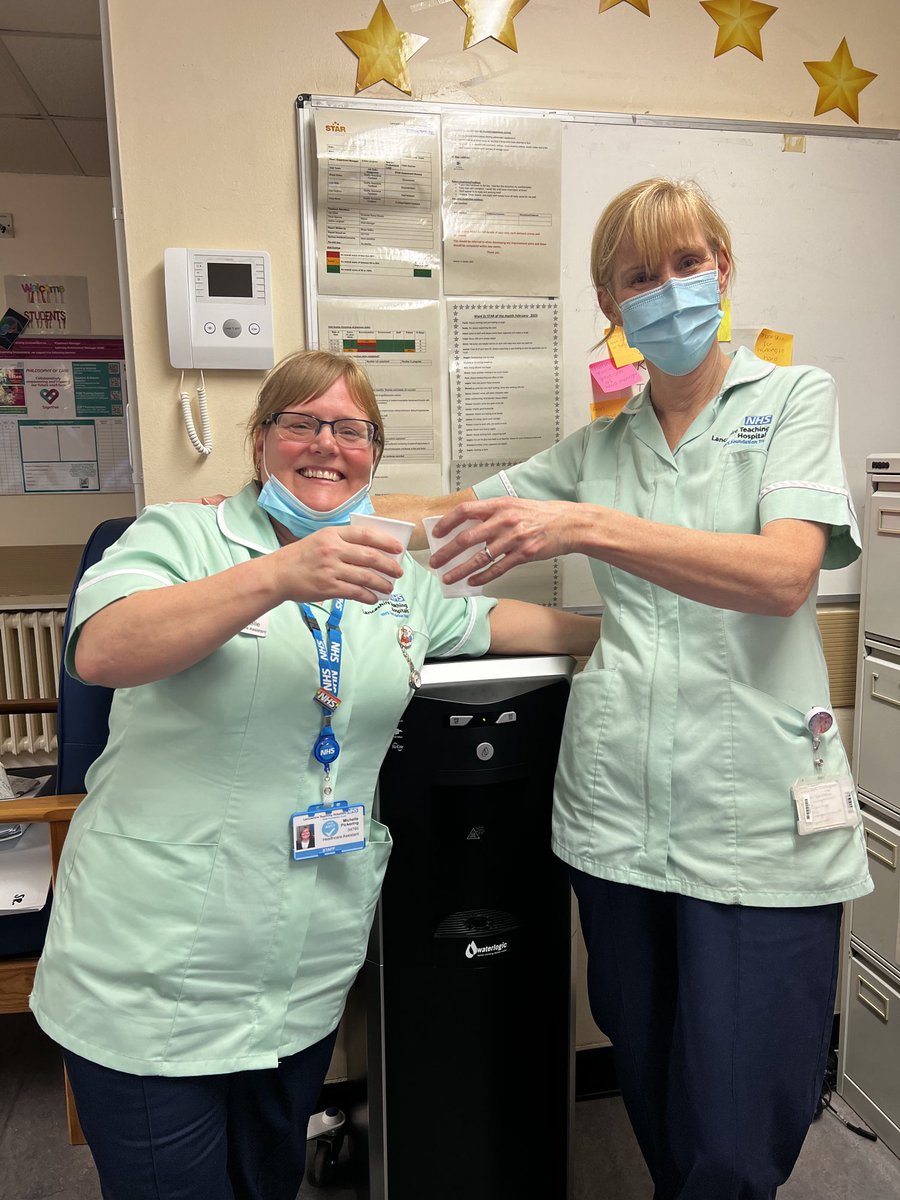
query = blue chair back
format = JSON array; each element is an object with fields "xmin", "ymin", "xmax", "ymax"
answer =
[
  {"xmin": 0, "ymin": 515, "xmax": 134, "ymax": 958},
  {"xmin": 56, "ymin": 516, "xmax": 134, "ymax": 793}
]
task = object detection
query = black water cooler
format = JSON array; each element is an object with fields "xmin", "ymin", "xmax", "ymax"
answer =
[{"xmin": 360, "ymin": 655, "xmax": 575, "ymax": 1200}]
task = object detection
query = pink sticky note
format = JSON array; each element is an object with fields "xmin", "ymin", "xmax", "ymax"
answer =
[{"xmin": 590, "ymin": 357, "xmax": 643, "ymax": 393}]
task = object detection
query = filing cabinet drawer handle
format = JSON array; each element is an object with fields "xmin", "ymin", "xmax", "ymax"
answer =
[
  {"xmin": 877, "ymin": 507, "xmax": 900, "ymax": 536},
  {"xmin": 865, "ymin": 828, "xmax": 897, "ymax": 870},
  {"xmin": 871, "ymin": 672, "xmax": 900, "ymax": 711},
  {"xmin": 857, "ymin": 976, "xmax": 890, "ymax": 1023}
]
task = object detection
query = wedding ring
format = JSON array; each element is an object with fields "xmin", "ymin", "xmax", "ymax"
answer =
[{"xmin": 484, "ymin": 545, "xmax": 496, "ymax": 564}]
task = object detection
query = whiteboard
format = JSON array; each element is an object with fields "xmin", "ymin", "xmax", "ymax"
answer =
[{"xmin": 298, "ymin": 97, "xmax": 900, "ymax": 604}]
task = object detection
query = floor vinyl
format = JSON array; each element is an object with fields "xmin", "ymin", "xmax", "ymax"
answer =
[{"xmin": 2, "ymin": 1012, "xmax": 898, "ymax": 1200}]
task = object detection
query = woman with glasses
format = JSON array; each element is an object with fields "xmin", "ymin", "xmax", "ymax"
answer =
[{"xmin": 30, "ymin": 349, "xmax": 599, "ymax": 1200}]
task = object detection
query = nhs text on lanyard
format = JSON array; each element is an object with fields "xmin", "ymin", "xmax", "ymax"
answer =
[{"xmin": 291, "ymin": 599, "xmax": 365, "ymax": 861}]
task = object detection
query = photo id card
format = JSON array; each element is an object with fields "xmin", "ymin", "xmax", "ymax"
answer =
[
  {"xmin": 792, "ymin": 775, "xmax": 859, "ymax": 836},
  {"xmin": 291, "ymin": 802, "xmax": 366, "ymax": 861}
]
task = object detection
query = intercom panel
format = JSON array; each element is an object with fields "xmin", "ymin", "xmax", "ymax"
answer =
[{"xmin": 164, "ymin": 248, "xmax": 275, "ymax": 370}]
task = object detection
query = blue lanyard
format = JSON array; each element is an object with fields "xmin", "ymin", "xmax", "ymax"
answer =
[{"xmin": 300, "ymin": 599, "xmax": 345, "ymax": 788}]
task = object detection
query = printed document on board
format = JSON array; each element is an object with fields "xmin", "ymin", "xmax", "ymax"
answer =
[
  {"xmin": 442, "ymin": 114, "xmax": 561, "ymax": 296},
  {"xmin": 315, "ymin": 108, "xmax": 441, "ymax": 299},
  {"xmin": 449, "ymin": 300, "xmax": 560, "ymax": 463},
  {"xmin": 317, "ymin": 298, "xmax": 443, "ymax": 466}
]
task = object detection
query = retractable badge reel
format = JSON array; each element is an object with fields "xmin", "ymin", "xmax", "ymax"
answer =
[
  {"xmin": 790, "ymin": 707, "xmax": 858, "ymax": 836},
  {"xmin": 291, "ymin": 599, "xmax": 366, "ymax": 861}
]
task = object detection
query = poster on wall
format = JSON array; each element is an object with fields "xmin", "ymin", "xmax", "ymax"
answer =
[
  {"xmin": 3, "ymin": 274, "xmax": 92, "ymax": 337},
  {"xmin": 449, "ymin": 299, "xmax": 561, "ymax": 462},
  {"xmin": 314, "ymin": 107, "xmax": 441, "ymax": 299},
  {"xmin": 317, "ymin": 297, "xmax": 444, "ymax": 466},
  {"xmin": 442, "ymin": 114, "xmax": 562, "ymax": 297},
  {"xmin": 0, "ymin": 337, "xmax": 132, "ymax": 495}
]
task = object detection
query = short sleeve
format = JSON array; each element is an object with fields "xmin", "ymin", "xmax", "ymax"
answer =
[
  {"xmin": 403, "ymin": 558, "xmax": 498, "ymax": 659},
  {"xmin": 65, "ymin": 504, "xmax": 213, "ymax": 679},
  {"xmin": 471, "ymin": 426, "xmax": 592, "ymax": 503},
  {"xmin": 757, "ymin": 367, "xmax": 861, "ymax": 570}
]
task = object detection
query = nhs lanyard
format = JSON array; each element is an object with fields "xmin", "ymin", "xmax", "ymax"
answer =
[{"xmin": 300, "ymin": 598, "xmax": 345, "ymax": 803}]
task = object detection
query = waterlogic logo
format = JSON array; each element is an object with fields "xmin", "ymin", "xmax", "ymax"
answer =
[{"xmin": 465, "ymin": 939, "xmax": 508, "ymax": 960}]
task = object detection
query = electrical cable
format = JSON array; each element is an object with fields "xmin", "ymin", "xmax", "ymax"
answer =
[
  {"xmin": 816, "ymin": 1048, "xmax": 878, "ymax": 1142},
  {"xmin": 179, "ymin": 370, "xmax": 212, "ymax": 456}
]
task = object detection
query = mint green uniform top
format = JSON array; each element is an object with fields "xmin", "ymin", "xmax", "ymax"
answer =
[
  {"xmin": 475, "ymin": 348, "xmax": 871, "ymax": 907},
  {"xmin": 31, "ymin": 484, "xmax": 496, "ymax": 1075}
]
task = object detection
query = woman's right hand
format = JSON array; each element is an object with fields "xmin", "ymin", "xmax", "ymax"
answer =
[{"xmin": 268, "ymin": 525, "xmax": 404, "ymax": 605}]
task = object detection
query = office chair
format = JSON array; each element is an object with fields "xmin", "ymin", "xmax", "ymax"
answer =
[{"xmin": 0, "ymin": 516, "xmax": 134, "ymax": 1143}]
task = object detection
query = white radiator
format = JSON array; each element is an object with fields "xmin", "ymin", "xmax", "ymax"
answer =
[{"xmin": 0, "ymin": 610, "xmax": 66, "ymax": 767}]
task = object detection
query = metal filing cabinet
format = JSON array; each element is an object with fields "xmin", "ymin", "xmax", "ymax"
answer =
[{"xmin": 839, "ymin": 454, "xmax": 900, "ymax": 1157}]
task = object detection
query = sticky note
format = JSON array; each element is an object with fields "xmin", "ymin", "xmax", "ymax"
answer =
[
  {"xmin": 591, "ymin": 395, "xmax": 630, "ymax": 422},
  {"xmin": 605, "ymin": 325, "xmax": 643, "ymax": 368},
  {"xmin": 754, "ymin": 327, "xmax": 794, "ymax": 366},
  {"xmin": 717, "ymin": 297, "xmax": 732, "ymax": 343},
  {"xmin": 590, "ymin": 357, "xmax": 643, "ymax": 393}
]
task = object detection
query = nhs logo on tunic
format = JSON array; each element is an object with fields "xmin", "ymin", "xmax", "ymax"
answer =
[
  {"xmin": 723, "ymin": 414, "xmax": 774, "ymax": 447},
  {"xmin": 743, "ymin": 415, "xmax": 773, "ymax": 427}
]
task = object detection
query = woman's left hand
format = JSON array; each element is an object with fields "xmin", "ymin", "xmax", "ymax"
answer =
[{"xmin": 429, "ymin": 497, "xmax": 578, "ymax": 585}]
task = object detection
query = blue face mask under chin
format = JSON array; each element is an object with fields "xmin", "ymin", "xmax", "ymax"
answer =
[
  {"xmin": 618, "ymin": 268, "xmax": 723, "ymax": 377},
  {"xmin": 257, "ymin": 450, "xmax": 375, "ymax": 540}
]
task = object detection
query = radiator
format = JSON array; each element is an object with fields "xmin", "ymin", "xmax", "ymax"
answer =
[{"xmin": 0, "ymin": 610, "xmax": 66, "ymax": 767}]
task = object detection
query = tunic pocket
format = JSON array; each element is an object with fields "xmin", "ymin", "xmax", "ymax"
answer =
[
  {"xmin": 553, "ymin": 666, "xmax": 643, "ymax": 859},
  {"xmin": 713, "ymin": 448, "xmax": 766, "ymax": 534},
  {"xmin": 36, "ymin": 830, "xmax": 218, "ymax": 1054},
  {"xmin": 728, "ymin": 679, "xmax": 855, "ymax": 852},
  {"xmin": 290, "ymin": 819, "xmax": 394, "ymax": 1009}
]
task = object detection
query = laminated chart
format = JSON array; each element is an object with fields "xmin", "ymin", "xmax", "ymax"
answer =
[
  {"xmin": 315, "ymin": 108, "xmax": 441, "ymax": 299},
  {"xmin": 0, "ymin": 337, "xmax": 131, "ymax": 495}
]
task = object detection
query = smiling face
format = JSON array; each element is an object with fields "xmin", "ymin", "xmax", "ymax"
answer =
[{"xmin": 255, "ymin": 376, "xmax": 376, "ymax": 512}]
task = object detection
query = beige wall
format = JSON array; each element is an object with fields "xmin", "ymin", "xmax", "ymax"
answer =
[
  {"xmin": 1, "ymin": 173, "xmax": 135, "ymax": 602},
  {"xmin": 102, "ymin": 0, "xmax": 894, "ymax": 1056},
  {"xmin": 103, "ymin": 0, "xmax": 900, "ymax": 504}
]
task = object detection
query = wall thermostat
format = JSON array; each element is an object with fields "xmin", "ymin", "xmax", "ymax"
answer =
[{"xmin": 164, "ymin": 247, "xmax": 275, "ymax": 370}]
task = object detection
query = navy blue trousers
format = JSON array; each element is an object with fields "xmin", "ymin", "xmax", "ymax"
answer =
[
  {"xmin": 63, "ymin": 1028, "xmax": 338, "ymax": 1200},
  {"xmin": 570, "ymin": 871, "xmax": 841, "ymax": 1200}
]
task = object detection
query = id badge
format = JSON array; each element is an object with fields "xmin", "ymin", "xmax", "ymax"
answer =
[
  {"xmin": 291, "ymin": 801, "xmax": 366, "ymax": 861},
  {"xmin": 791, "ymin": 775, "xmax": 859, "ymax": 836}
]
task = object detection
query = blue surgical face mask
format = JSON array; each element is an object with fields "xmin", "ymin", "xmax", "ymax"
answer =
[
  {"xmin": 257, "ymin": 446, "xmax": 375, "ymax": 539},
  {"xmin": 618, "ymin": 268, "xmax": 722, "ymax": 377}
]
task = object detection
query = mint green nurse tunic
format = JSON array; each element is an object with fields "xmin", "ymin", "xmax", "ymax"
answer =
[
  {"xmin": 30, "ymin": 484, "xmax": 496, "ymax": 1075},
  {"xmin": 474, "ymin": 348, "xmax": 871, "ymax": 907}
]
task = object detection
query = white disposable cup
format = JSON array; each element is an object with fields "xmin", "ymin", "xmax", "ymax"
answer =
[
  {"xmin": 422, "ymin": 516, "xmax": 486, "ymax": 598},
  {"xmin": 349, "ymin": 512, "xmax": 415, "ymax": 587}
]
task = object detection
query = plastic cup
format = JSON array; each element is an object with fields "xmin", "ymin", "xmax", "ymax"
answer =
[
  {"xmin": 349, "ymin": 512, "xmax": 415, "ymax": 587},
  {"xmin": 422, "ymin": 516, "xmax": 486, "ymax": 598}
]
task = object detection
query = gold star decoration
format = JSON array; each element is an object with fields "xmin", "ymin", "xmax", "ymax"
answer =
[
  {"xmin": 453, "ymin": 0, "xmax": 531, "ymax": 52},
  {"xmin": 804, "ymin": 38, "xmax": 877, "ymax": 125},
  {"xmin": 598, "ymin": 0, "xmax": 651, "ymax": 14},
  {"xmin": 336, "ymin": 1, "xmax": 428, "ymax": 95},
  {"xmin": 700, "ymin": 0, "xmax": 777, "ymax": 60}
]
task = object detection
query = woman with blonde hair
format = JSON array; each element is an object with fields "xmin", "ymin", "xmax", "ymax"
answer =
[{"xmin": 388, "ymin": 179, "xmax": 871, "ymax": 1198}]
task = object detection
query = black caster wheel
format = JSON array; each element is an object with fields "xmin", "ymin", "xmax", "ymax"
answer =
[{"xmin": 307, "ymin": 1131, "xmax": 344, "ymax": 1188}]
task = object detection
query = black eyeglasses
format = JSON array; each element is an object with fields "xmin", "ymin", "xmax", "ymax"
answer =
[{"xmin": 265, "ymin": 412, "xmax": 379, "ymax": 448}]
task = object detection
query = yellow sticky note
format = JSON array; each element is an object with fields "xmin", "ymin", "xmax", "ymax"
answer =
[
  {"xmin": 606, "ymin": 325, "xmax": 643, "ymax": 368},
  {"xmin": 754, "ymin": 327, "xmax": 794, "ymax": 366},
  {"xmin": 590, "ymin": 394, "xmax": 630, "ymax": 422},
  {"xmin": 717, "ymin": 297, "xmax": 732, "ymax": 343}
]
